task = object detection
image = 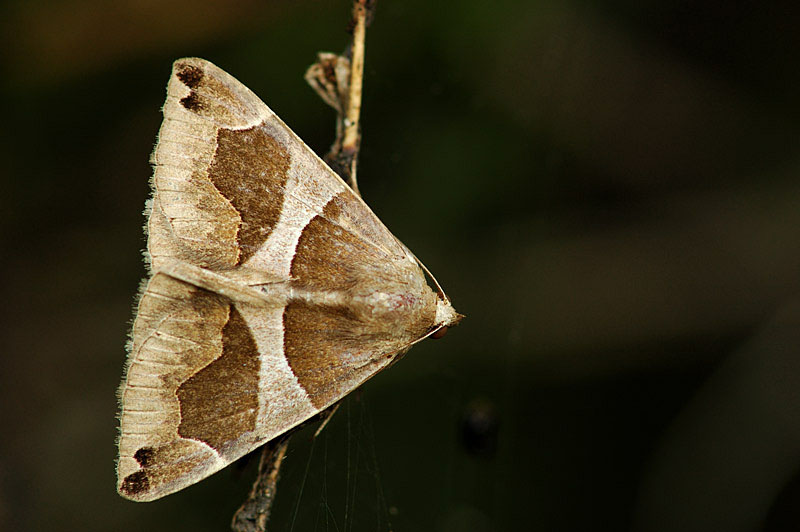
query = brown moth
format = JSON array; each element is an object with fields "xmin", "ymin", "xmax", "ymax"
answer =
[{"xmin": 116, "ymin": 58, "xmax": 461, "ymax": 502}]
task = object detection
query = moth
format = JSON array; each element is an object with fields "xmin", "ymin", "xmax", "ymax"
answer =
[{"xmin": 116, "ymin": 58, "xmax": 461, "ymax": 502}]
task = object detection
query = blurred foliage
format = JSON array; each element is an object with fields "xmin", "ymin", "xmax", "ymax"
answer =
[{"xmin": 0, "ymin": 1, "xmax": 799, "ymax": 531}]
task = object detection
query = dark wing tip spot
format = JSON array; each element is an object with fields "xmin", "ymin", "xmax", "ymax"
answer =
[
  {"xmin": 133, "ymin": 447, "xmax": 155, "ymax": 467},
  {"xmin": 176, "ymin": 64, "xmax": 204, "ymax": 88},
  {"xmin": 180, "ymin": 92, "xmax": 204, "ymax": 111},
  {"xmin": 120, "ymin": 470, "xmax": 150, "ymax": 496}
]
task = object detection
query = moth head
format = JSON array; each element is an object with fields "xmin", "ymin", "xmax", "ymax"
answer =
[{"xmin": 431, "ymin": 296, "xmax": 464, "ymax": 339}]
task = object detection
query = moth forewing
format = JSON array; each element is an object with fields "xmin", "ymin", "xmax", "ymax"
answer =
[{"xmin": 117, "ymin": 58, "xmax": 460, "ymax": 502}]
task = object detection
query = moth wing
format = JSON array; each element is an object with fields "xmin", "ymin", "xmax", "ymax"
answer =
[
  {"xmin": 150, "ymin": 57, "xmax": 411, "ymax": 279},
  {"xmin": 117, "ymin": 273, "xmax": 316, "ymax": 501},
  {"xmin": 148, "ymin": 58, "xmax": 273, "ymax": 271}
]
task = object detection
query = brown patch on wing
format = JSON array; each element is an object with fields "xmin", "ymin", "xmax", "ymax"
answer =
[
  {"xmin": 208, "ymin": 124, "xmax": 290, "ymax": 265},
  {"xmin": 290, "ymin": 191, "xmax": 396, "ymax": 291},
  {"xmin": 283, "ymin": 300, "xmax": 387, "ymax": 409},
  {"xmin": 177, "ymin": 305, "xmax": 260, "ymax": 453}
]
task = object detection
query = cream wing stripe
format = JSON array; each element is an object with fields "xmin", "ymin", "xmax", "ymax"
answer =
[{"xmin": 237, "ymin": 305, "xmax": 318, "ymax": 438}]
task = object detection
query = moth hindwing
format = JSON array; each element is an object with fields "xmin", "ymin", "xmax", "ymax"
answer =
[{"xmin": 116, "ymin": 57, "xmax": 460, "ymax": 501}]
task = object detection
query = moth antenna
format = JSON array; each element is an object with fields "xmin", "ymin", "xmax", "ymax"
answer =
[{"xmin": 407, "ymin": 248, "xmax": 451, "ymax": 303}]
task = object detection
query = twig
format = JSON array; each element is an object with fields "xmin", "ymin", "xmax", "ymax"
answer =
[
  {"xmin": 230, "ymin": 404, "xmax": 343, "ymax": 532},
  {"xmin": 305, "ymin": 0, "xmax": 375, "ymax": 196},
  {"xmin": 230, "ymin": 4, "xmax": 375, "ymax": 531},
  {"xmin": 340, "ymin": 0, "xmax": 367, "ymax": 194},
  {"xmin": 230, "ymin": 435, "xmax": 291, "ymax": 532}
]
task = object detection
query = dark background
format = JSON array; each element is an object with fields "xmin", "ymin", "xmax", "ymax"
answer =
[{"xmin": 2, "ymin": 1, "xmax": 800, "ymax": 531}]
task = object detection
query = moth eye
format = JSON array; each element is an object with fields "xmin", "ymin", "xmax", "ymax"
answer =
[{"xmin": 431, "ymin": 326, "xmax": 448, "ymax": 339}]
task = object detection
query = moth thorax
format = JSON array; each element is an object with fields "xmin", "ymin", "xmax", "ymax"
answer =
[
  {"xmin": 435, "ymin": 297, "xmax": 460, "ymax": 327},
  {"xmin": 355, "ymin": 290, "xmax": 427, "ymax": 315}
]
